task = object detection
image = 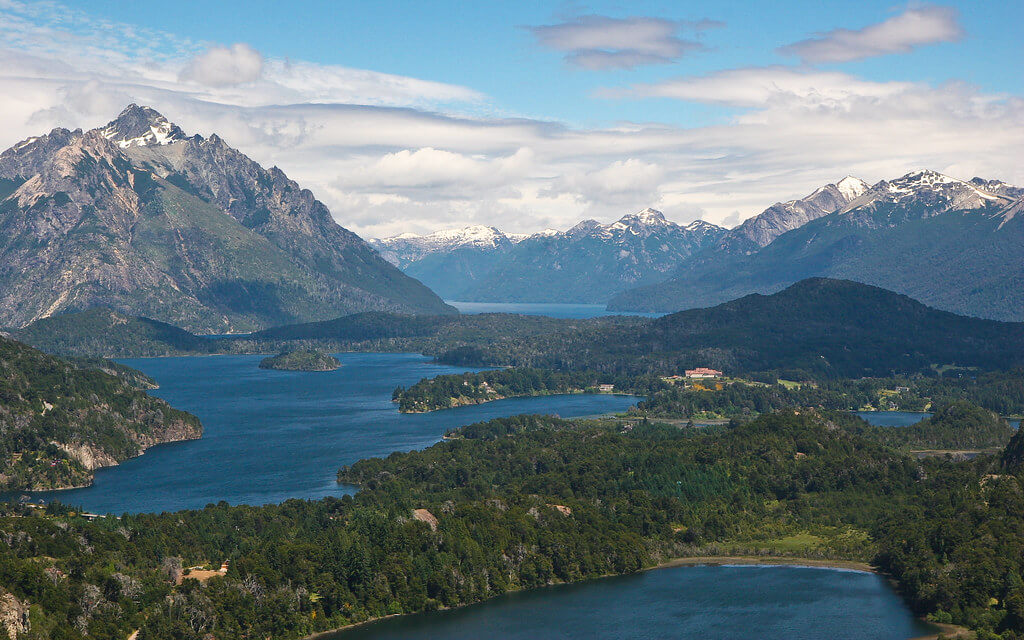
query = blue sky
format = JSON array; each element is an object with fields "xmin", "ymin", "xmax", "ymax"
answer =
[
  {"xmin": 66, "ymin": 0, "xmax": 1022, "ymax": 127},
  {"xmin": 0, "ymin": 1, "xmax": 1021, "ymax": 236}
]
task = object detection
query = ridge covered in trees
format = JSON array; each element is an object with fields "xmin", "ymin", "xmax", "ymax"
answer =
[
  {"xmin": 15, "ymin": 279, "xmax": 1024, "ymax": 381},
  {"xmin": 4, "ymin": 409, "xmax": 1024, "ymax": 637},
  {"xmin": 0, "ymin": 336, "xmax": 201, "ymax": 490}
]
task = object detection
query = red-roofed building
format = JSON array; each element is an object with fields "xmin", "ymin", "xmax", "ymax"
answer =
[{"xmin": 685, "ymin": 367, "xmax": 723, "ymax": 379}]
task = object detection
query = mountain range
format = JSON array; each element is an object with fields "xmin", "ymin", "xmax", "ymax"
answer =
[
  {"xmin": 371, "ymin": 209, "xmax": 726, "ymax": 302},
  {"xmin": 609, "ymin": 170, "xmax": 1024, "ymax": 320},
  {"xmin": 0, "ymin": 105, "xmax": 451, "ymax": 333}
]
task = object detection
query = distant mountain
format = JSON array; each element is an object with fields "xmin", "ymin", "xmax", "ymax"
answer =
[
  {"xmin": 0, "ymin": 334, "xmax": 201, "ymax": 490},
  {"xmin": 370, "ymin": 225, "xmax": 521, "ymax": 267},
  {"xmin": 373, "ymin": 209, "xmax": 726, "ymax": 303},
  {"xmin": 609, "ymin": 171, "xmax": 1024, "ymax": 320},
  {"xmin": 0, "ymin": 104, "xmax": 452, "ymax": 333},
  {"xmin": 720, "ymin": 176, "xmax": 869, "ymax": 254}
]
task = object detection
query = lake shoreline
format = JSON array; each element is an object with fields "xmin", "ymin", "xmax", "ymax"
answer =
[{"xmin": 306, "ymin": 555, "xmax": 965, "ymax": 640}]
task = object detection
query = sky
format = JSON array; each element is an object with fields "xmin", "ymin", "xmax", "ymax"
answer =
[{"xmin": 0, "ymin": 0, "xmax": 1021, "ymax": 237}]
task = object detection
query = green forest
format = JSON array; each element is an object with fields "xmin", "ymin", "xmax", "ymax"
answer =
[
  {"xmin": 16, "ymin": 279, "xmax": 1024, "ymax": 382},
  {"xmin": 5, "ymin": 408, "xmax": 1024, "ymax": 638}
]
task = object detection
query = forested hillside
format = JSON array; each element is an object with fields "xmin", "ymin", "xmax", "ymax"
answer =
[
  {"xmin": 0, "ymin": 336, "xmax": 201, "ymax": 490},
  {"xmin": 5, "ymin": 409, "xmax": 1024, "ymax": 637}
]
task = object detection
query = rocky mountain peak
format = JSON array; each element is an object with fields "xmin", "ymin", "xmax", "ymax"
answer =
[
  {"xmin": 848, "ymin": 169, "xmax": 1015, "ymax": 216},
  {"xmin": 100, "ymin": 104, "xmax": 187, "ymax": 148},
  {"xmin": 836, "ymin": 176, "xmax": 869, "ymax": 200},
  {"xmin": 619, "ymin": 208, "xmax": 669, "ymax": 226}
]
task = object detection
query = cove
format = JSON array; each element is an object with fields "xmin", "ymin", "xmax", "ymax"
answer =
[
  {"xmin": 25, "ymin": 353, "xmax": 640, "ymax": 515},
  {"xmin": 324, "ymin": 564, "xmax": 934, "ymax": 640}
]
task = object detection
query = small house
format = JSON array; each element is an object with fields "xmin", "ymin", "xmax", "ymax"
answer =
[{"xmin": 598, "ymin": 384, "xmax": 615, "ymax": 392}]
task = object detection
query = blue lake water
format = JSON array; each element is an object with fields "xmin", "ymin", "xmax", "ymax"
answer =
[
  {"xmin": 330, "ymin": 564, "xmax": 933, "ymax": 640},
  {"xmin": 25, "ymin": 353, "xmax": 640, "ymax": 515},
  {"xmin": 447, "ymin": 301, "xmax": 664, "ymax": 319},
  {"xmin": 856, "ymin": 411, "xmax": 932, "ymax": 427},
  {"xmin": 858, "ymin": 410, "xmax": 1020, "ymax": 429}
]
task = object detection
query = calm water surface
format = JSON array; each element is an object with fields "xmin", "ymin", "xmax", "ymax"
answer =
[
  {"xmin": 25, "ymin": 353, "xmax": 639, "ymax": 514},
  {"xmin": 858, "ymin": 410, "xmax": 1020, "ymax": 429},
  {"xmin": 330, "ymin": 565, "xmax": 933, "ymax": 640},
  {"xmin": 447, "ymin": 301, "xmax": 663, "ymax": 319}
]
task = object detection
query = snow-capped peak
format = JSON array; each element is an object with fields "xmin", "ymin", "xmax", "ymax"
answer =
[
  {"xmin": 99, "ymin": 104, "xmax": 187, "ymax": 148},
  {"xmin": 841, "ymin": 169, "xmax": 1017, "ymax": 218},
  {"xmin": 375, "ymin": 225, "xmax": 511, "ymax": 252},
  {"xmin": 836, "ymin": 176, "xmax": 869, "ymax": 201},
  {"xmin": 685, "ymin": 219, "xmax": 722, "ymax": 232},
  {"xmin": 622, "ymin": 208, "xmax": 669, "ymax": 225}
]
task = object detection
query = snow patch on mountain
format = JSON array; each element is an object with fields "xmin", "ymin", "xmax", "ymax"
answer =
[
  {"xmin": 100, "ymin": 104, "xmax": 187, "ymax": 149},
  {"xmin": 843, "ymin": 169, "xmax": 1017, "ymax": 217}
]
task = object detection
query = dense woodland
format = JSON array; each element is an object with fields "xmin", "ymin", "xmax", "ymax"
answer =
[
  {"xmin": 396, "ymin": 367, "xmax": 1024, "ymax": 423},
  {"xmin": 393, "ymin": 368, "xmax": 666, "ymax": 413},
  {"xmin": 3, "ymin": 409, "xmax": 1024, "ymax": 638},
  {"xmin": 258, "ymin": 349, "xmax": 341, "ymax": 372}
]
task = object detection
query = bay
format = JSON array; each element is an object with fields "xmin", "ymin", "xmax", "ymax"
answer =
[{"xmin": 25, "ymin": 353, "xmax": 640, "ymax": 514}]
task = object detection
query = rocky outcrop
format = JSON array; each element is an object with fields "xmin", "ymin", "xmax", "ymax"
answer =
[{"xmin": 0, "ymin": 589, "xmax": 29, "ymax": 640}]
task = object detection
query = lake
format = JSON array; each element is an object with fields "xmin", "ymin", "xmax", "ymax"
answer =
[
  {"xmin": 25, "ymin": 353, "xmax": 640, "ymax": 514},
  {"xmin": 447, "ymin": 301, "xmax": 664, "ymax": 319},
  {"xmin": 329, "ymin": 564, "xmax": 934, "ymax": 640},
  {"xmin": 858, "ymin": 410, "xmax": 1020, "ymax": 429}
]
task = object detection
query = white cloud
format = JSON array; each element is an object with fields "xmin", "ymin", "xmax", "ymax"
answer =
[
  {"xmin": 553, "ymin": 159, "xmax": 665, "ymax": 207},
  {"xmin": 527, "ymin": 15, "xmax": 719, "ymax": 70},
  {"xmin": 778, "ymin": 5, "xmax": 964, "ymax": 63},
  {"xmin": 600, "ymin": 66, "xmax": 912, "ymax": 106},
  {"xmin": 180, "ymin": 44, "xmax": 264, "ymax": 87},
  {"xmin": 0, "ymin": 1, "xmax": 1019, "ymax": 242},
  {"xmin": 339, "ymin": 147, "xmax": 535, "ymax": 194}
]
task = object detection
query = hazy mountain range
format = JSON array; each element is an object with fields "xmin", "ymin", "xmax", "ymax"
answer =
[
  {"xmin": 0, "ymin": 105, "xmax": 451, "ymax": 333},
  {"xmin": 609, "ymin": 170, "xmax": 1024, "ymax": 320},
  {"xmin": 371, "ymin": 209, "xmax": 726, "ymax": 302},
  {"xmin": 376, "ymin": 171, "xmax": 1024, "ymax": 321}
]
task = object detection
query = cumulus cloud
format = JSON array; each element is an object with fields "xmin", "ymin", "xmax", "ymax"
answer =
[
  {"xmin": 527, "ymin": 15, "xmax": 719, "ymax": 70},
  {"xmin": 180, "ymin": 44, "xmax": 264, "ymax": 87},
  {"xmin": 553, "ymin": 159, "xmax": 665, "ymax": 207},
  {"xmin": 778, "ymin": 5, "xmax": 964, "ymax": 63}
]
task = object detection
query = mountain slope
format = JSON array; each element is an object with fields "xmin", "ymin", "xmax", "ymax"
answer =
[
  {"xmin": 375, "ymin": 209, "xmax": 726, "ymax": 303},
  {"xmin": 0, "ymin": 105, "xmax": 452, "ymax": 332},
  {"xmin": 609, "ymin": 171, "xmax": 1024, "ymax": 320},
  {"xmin": 446, "ymin": 278, "xmax": 1024, "ymax": 377},
  {"xmin": 720, "ymin": 176, "xmax": 869, "ymax": 254},
  {"xmin": 0, "ymin": 335, "xmax": 201, "ymax": 490}
]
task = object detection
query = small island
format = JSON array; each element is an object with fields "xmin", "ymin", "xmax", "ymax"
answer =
[{"xmin": 259, "ymin": 349, "xmax": 341, "ymax": 372}]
